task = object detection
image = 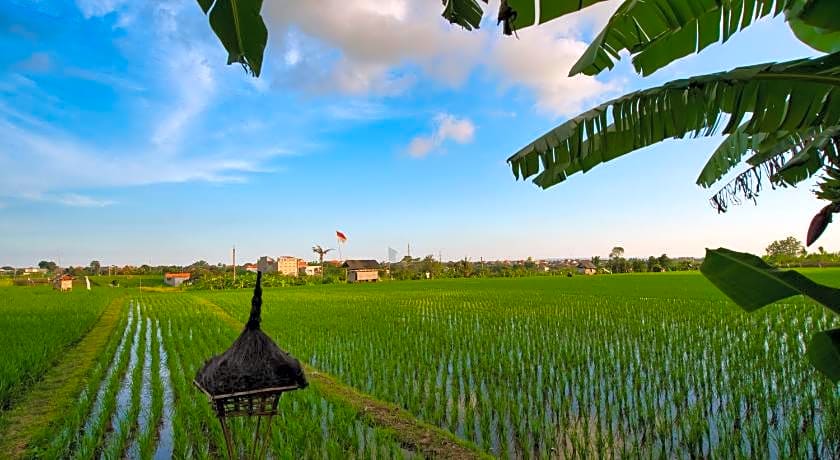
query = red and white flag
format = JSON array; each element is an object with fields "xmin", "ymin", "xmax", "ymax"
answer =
[{"xmin": 336, "ymin": 230, "xmax": 348, "ymax": 243}]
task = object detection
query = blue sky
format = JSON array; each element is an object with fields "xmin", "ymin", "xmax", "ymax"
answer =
[{"xmin": 0, "ymin": 0, "xmax": 837, "ymax": 266}]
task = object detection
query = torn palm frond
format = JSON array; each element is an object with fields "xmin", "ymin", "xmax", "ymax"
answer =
[
  {"xmin": 708, "ymin": 126, "xmax": 840, "ymax": 213},
  {"xmin": 709, "ymin": 154, "xmax": 790, "ymax": 213}
]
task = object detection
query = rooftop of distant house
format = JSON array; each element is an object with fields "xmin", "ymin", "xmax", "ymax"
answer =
[
  {"xmin": 165, "ymin": 272, "xmax": 191, "ymax": 279},
  {"xmin": 342, "ymin": 260, "xmax": 382, "ymax": 270}
]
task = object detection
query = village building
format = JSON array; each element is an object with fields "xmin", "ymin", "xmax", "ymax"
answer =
[
  {"xmin": 343, "ymin": 260, "xmax": 381, "ymax": 283},
  {"xmin": 577, "ymin": 261, "xmax": 597, "ymax": 275},
  {"xmin": 53, "ymin": 274, "xmax": 74, "ymax": 291},
  {"xmin": 243, "ymin": 263, "xmax": 258, "ymax": 273},
  {"xmin": 257, "ymin": 256, "xmax": 277, "ymax": 273},
  {"xmin": 277, "ymin": 256, "xmax": 299, "ymax": 277},
  {"xmin": 24, "ymin": 267, "xmax": 48, "ymax": 274},
  {"xmin": 164, "ymin": 272, "xmax": 191, "ymax": 287},
  {"xmin": 300, "ymin": 265, "xmax": 323, "ymax": 276},
  {"xmin": 257, "ymin": 256, "xmax": 300, "ymax": 276}
]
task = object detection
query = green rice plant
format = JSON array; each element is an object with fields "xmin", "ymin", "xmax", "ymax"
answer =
[
  {"xmin": 0, "ymin": 287, "xmax": 117, "ymax": 412},
  {"xmin": 124, "ymin": 293, "xmax": 411, "ymax": 458},
  {"xmin": 35, "ymin": 303, "xmax": 129, "ymax": 457},
  {"xmin": 8, "ymin": 272, "xmax": 840, "ymax": 458},
  {"xmin": 201, "ymin": 271, "xmax": 840, "ymax": 458}
]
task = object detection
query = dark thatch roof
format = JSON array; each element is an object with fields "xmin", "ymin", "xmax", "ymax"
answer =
[
  {"xmin": 577, "ymin": 261, "xmax": 597, "ymax": 269},
  {"xmin": 195, "ymin": 271, "xmax": 307, "ymax": 396},
  {"xmin": 342, "ymin": 260, "xmax": 381, "ymax": 270}
]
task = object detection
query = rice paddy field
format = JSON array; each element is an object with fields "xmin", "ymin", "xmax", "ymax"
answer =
[
  {"xmin": 1, "ymin": 270, "xmax": 840, "ymax": 459},
  {"xmin": 0, "ymin": 288, "xmax": 118, "ymax": 411}
]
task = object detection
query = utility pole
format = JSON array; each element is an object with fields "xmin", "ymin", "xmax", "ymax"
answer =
[{"xmin": 232, "ymin": 246, "xmax": 236, "ymax": 283}]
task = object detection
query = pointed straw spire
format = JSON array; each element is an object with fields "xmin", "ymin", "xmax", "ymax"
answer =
[
  {"xmin": 246, "ymin": 271, "xmax": 263, "ymax": 330},
  {"xmin": 194, "ymin": 270, "xmax": 307, "ymax": 396}
]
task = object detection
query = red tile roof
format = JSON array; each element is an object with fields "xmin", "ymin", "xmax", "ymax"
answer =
[{"xmin": 165, "ymin": 272, "xmax": 191, "ymax": 279}]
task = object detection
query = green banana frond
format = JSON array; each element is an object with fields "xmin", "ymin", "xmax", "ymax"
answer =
[
  {"xmin": 508, "ymin": 53, "xmax": 840, "ymax": 190},
  {"xmin": 507, "ymin": 0, "xmax": 613, "ymax": 32},
  {"xmin": 441, "ymin": 0, "xmax": 486, "ymax": 31},
  {"xmin": 441, "ymin": 1, "xmax": 614, "ymax": 35},
  {"xmin": 570, "ymin": 0, "xmax": 799, "ymax": 77},
  {"xmin": 196, "ymin": 0, "xmax": 267, "ymax": 77}
]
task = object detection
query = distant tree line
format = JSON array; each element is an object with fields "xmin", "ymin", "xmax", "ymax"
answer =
[
  {"xmin": 10, "ymin": 238, "xmax": 836, "ymax": 286},
  {"xmin": 386, "ymin": 253, "xmax": 700, "ymax": 280},
  {"xmin": 592, "ymin": 248, "xmax": 698, "ymax": 274},
  {"xmin": 188, "ymin": 263, "xmax": 347, "ymax": 290},
  {"xmin": 764, "ymin": 236, "xmax": 840, "ymax": 267}
]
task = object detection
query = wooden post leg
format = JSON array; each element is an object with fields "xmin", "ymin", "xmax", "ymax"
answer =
[
  {"xmin": 257, "ymin": 413, "xmax": 275, "ymax": 460},
  {"xmin": 220, "ymin": 415, "xmax": 235, "ymax": 460},
  {"xmin": 249, "ymin": 416, "xmax": 262, "ymax": 459},
  {"xmin": 257, "ymin": 396, "xmax": 281, "ymax": 459}
]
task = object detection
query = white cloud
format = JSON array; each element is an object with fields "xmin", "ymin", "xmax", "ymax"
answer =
[
  {"xmin": 19, "ymin": 192, "xmax": 116, "ymax": 208},
  {"xmin": 261, "ymin": 0, "xmax": 621, "ymax": 116},
  {"xmin": 75, "ymin": 0, "xmax": 128, "ymax": 18},
  {"xmin": 16, "ymin": 52, "xmax": 52, "ymax": 73},
  {"xmin": 264, "ymin": 1, "xmax": 483, "ymax": 95},
  {"xmin": 325, "ymin": 100, "xmax": 392, "ymax": 121},
  {"xmin": 57, "ymin": 193, "xmax": 115, "ymax": 207},
  {"xmin": 0, "ymin": 115, "xmax": 285, "ymax": 205},
  {"xmin": 63, "ymin": 67, "xmax": 144, "ymax": 92},
  {"xmin": 151, "ymin": 48, "xmax": 215, "ymax": 148},
  {"xmin": 489, "ymin": 28, "xmax": 619, "ymax": 116},
  {"xmin": 0, "ymin": 0, "xmax": 287, "ymax": 208},
  {"xmin": 408, "ymin": 113, "xmax": 475, "ymax": 158}
]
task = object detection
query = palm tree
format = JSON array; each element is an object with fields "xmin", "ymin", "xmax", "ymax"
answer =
[{"xmin": 312, "ymin": 245, "xmax": 333, "ymax": 276}]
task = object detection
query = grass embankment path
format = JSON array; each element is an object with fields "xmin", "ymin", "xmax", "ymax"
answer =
[
  {"xmin": 0, "ymin": 295, "xmax": 126, "ymax": 458},
  {"xmin": 192, "ymin": 296, "xmax": 489, "ymax": 460}
]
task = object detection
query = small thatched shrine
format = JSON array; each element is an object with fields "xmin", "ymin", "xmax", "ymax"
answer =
[{"xmin": 194, "ymin": 271, "xmax": 307, "ymax": 458}]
